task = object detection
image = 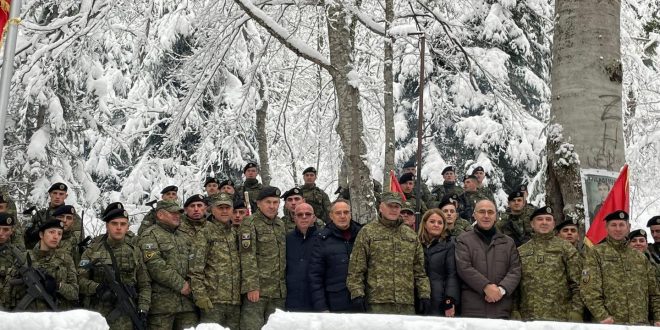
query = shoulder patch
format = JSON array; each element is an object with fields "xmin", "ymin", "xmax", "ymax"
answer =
[
  {"xmin": 143, "ymin": 243, "xmax": 156, "ymax": 250},
  {"xmin": 144, "ymin": 251, "xmax": 157, "ymax": 261},
  {"xmin": 581, "ymin": 269, "xmax": 590, "ymax": 284},
  {"xmin": 241, "ymin": 233, "xmax": 251, "ymax": 240},
  {"xmin": 79, "ymin": 259, "xmax": 90, "ymax": 267}
]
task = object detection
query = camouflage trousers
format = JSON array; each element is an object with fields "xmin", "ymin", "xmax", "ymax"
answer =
[
  {"xmin": 148, "ymin": 311, "xmax": 198, "ymax": 330},
  {"xmin": 368, "ymin": 303, "xmax": 415, "ymax": 315},
  {"xmin": 200, "ymin": 303, "xmax": 240, "ymax": 330},
  {"xmin": 240, "ymin": 295, "xmax": 284, "ymax": 330}
]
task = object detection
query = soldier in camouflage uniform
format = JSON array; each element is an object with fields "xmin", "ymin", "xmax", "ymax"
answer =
[
  {"xmin": 204, "ymin": 177, "xmax": 220, "ymax": 198},
  {"xmin": 54, "ymin": 205, "xmax": 83, "ymax": 267},
  {"xmin": 646, "ymin": 216, "xmax": 660, "ymax": 265},
  {"xmin": 430, "ymin": 166, "xmax": 464, "ymax": 208},
  {"xmin": 347, "ymin": 192, "xmax": 431, "ymax": 315},
  {"xmin": 0, "ymin": 213, "xmax": 25, "ymax": 308},
  {"xmin": 178, "ymin": 194, "xmax": 208, "ymax": 241},
  {"xmin": 582, "ymin": 210, "xmax": 660, "ymax": 325},
  {"xmin": 472, "ymin": 166, "xmax": 495, "ymax": 202},
  {"xmin": 399, "ymin": 173, "xmax": 427, "ymax": 215},
  {"xmin": 0, "ymin": 193, "xmax": 25, "ymax": 251},
  {"xmin": 220, "ymin": 179, "xmax": 237, "ymax": 196},
  {"xmin": 5, "ymin": 220, "xmax": 78, "ymax": 311},
  {"xmin": 78, "ymin": 208, "xmax": 150, "ymax": 330},
  {"xmin": 628, "ymin": 229, "xmax": 660, "ymax": 285},
  {"xmin": 300, "ymin": 167, "xmax": 331, "ymax": 223},
  {"xmin": 400, "ymin": 201, "xmax": 416, "ymax": 230},
  {"xmin": 555, "ymin": 219, "xmax": 587, "ymax": 259},
  {"xmin": 138, "ymin": 185, "xmax": 179, "ymax": 236},
  {"xmin": 519, "ymin": 184, "xmax": 536, "ymax": 213},
  {"xmin": 138, "ymin": 200, "xmax": 197, "ymax": 329},
  {"xmin": 239, "ymin": 186, "xmax": 286, "ymax": 330},
  {"xmin": 515, "ymin": 206, "xmax": 583, "ymax": 321},
  {"xmin": 401, "ymin": 159, "xmax": 432, "ymax": 205},
  {"xmin": 25, "ymin": 183, "xmax": 82, "ymax": 250},
  {"xmin": 438, "ymin": 195, "xmax": 472, "ymax": 237},
  {"xmin": 236, "ymin": 162, "xmax": 263, "ymax": 213},
  {"xmin": 189, "ymin": 193, "xmax": 241, "ymax": 329},
  {"xmin": 457, "ymin": 175, "xmax": 484, "ymax": 222},
  {"xmin": 232, "ymin": 199, "xmax": 249, "ymax": 228},
  {"xmin": 497, "ymin": 191, "xmax": 534, "ymax": 247},
  {"xmin": 281, "ymin": 187, "xmax": 305, "ymax": 232}
]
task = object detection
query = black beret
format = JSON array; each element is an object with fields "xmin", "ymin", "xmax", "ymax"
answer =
[
  {"xmin": 257, "ymin": 186, "xmax": 281, "ymax": 200},
  {"xmin": 281, "ymin": 187, "xmax": 302, "ymax": 200},
  {"xmin": 160, "ymin": 185, "xmax": 178, "ymax": 194},
  {"xmin": 519, "ymin": 184, "xmax": 528, "ymax": 192},
  {"xmin": 530, "ymin": 206, "xmax": 553, "ymax": 221},
  {"xmin": 472, "ymin": 166, "xmax": 485, "ymax": 174},
  {"xmin": 48, "ymin": 182, "xmax": 68, "ymax": 193},
  {"xmin": 604, "ymin": 210, "xmax": 629, "ymax": 222},
  {"xmin": 0, "ymin": 193, "xmax": 8, "ymax": 204},
  {"xmin": 647, "ymin": 216, "xmax": 660, "ymax": 227},
  {"xmin": 399, "ymin": 173, "xmax": 415, "ymax": 184},
  {"xmin": 438, "ymin": 195, "xmax": 459, "ymax": 209},
  {"xmin": 103, "ymin": 208, "xmax": 129, "ymax": 222},
  {"xmin": 219, "ymin": 179, "xmax": 235, "ymax": 189},
  {"xmin": 184, "ymin": 194, "xmax": 207, "ymax": 207},
  {"xmin": 508, "ymin": 191, "xmax": 524, "ymax": 201},
  {"xmin": 628, "ymin": 229, "xmax": 647, "ymax": 241},
  {"xmin": 0, "ymin": 213, "xmax": 16, "ymax": 226},
  {"xmin": 402, "ymin": 159, "xmax": 416, "ymax": 169},
  {"xmin": 555, "ymin": 219, "xmax": 578, "ymax": 232},
  {"xmin": 102, "ymin": 202, "xmax": 124, "ymax": 218},
  {"xmin": 302, "ymin": 167, "xmax": 317, "ymax": 175},
  {"xmin": 204, "ymin": 177, "xmax": 219, "ymax": 187},
  {"xmin": 243, "ymin": 162, "xmax": 258, "ymax": 173},
  {"xmin": 52, "ymin": 205, "xmax": 76, "ymax": 217},
  {"xmin": 39, "ymin": 219, "xmax": 64, "ymax": 232},
  {"xmin": 233, "ymin": 199, "xmax": 247, "ymax": 209},
  {"xmin": 463, "ymin": 175, "xmax": 477, "ymax": 182},
  {"xmin": 441, "ymin": 166, "xmax": 456, "ymax": 175}
]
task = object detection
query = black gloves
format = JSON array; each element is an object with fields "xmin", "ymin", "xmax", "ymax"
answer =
[
  {"xmin": 138, "ymin": 310, "xmax": 148, "ymax": 329},
  {"xmin": 42, "ymin": 272, "xmax": 57, "ymax": 296},
  {"xmin": 419, "ymin": 298, "xmax": 432, "ymax": 315},
  {"xmin": 443, "ymin": 297, "xmax": 456, "ymax": 310},
  {"xmin": 351, "ymin": 297, "xmax": 367, "ymax": 313}
]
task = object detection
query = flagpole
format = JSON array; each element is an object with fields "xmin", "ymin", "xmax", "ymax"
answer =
[
  {"xmin": 415, "ymin": 34, "xmax": 425, "ymax": 229},
  {"xmin": 0, "ymin": 0, "xmax": 22, "ymax": 165}
]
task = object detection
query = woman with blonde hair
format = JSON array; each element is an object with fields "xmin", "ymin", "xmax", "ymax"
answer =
[{"xmin": 418, "ymin": 208, "xmax": 460, "ymax": 317}]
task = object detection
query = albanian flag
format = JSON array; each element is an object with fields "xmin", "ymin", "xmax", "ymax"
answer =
[
  {"xmin": 584, "ymin": 164, "xmax": 629, "ymax": 247},
  {"xmin": 0, "ymin": 0, "xmax": 10, "ymax": 45},
  {"xmin": 389, "ymin": 170, "xmax": 406, "ymax": 202}
]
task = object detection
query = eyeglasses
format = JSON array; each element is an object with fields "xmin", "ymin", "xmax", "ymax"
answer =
[
  {"xmin": 296, "ymin": 212, "xmax": 314, "ymax": 218},
  {"xmin": 475, "ymin": 209, "xmax": 496, "ymax": 216}
]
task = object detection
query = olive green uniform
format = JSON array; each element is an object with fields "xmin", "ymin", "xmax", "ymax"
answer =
[
  {"xmin": 497, "ymin": 208, "xmax": 534, "ymax": 247},
  {"xmin": 300, "ymin": 183, "xmax": 331, "ymax": 223},
  {"xmin": 403, "ymin": 192, "xmax": 427, "ymax": 215},
  {"xmin": 59, "ymin": 229, "xmax": 83, "ymax": 267},
  {"xmin": 236, "ymin": 179, "xmax": 263, "ymax": 213},
  {"xmin": 430, "ymin": 183, "xmax": 464, "ymax": 208},
  {"xmin": 138, "ymin": 209, "xmax": 156, "ymax": 236},
  {"xmin": 0, "ymin": 243, "xmax": 25, "ymax": 308},
  {"xmin": 449, "ymin": 218, "xmax": 472, "ymax": 237},
  {"xmin": 25, "ymin": 206, "xmax": 82, "ymax": 249},
  {"xmin": 239, "ymin": 210, "xmax": 286, "ymax": 330}
]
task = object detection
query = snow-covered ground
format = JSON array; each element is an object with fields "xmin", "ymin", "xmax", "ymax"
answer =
[{"xmin": 0, "ymin": 310, "xmax": 108, "ymax": 330}]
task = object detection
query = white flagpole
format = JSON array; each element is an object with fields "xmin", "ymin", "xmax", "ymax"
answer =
[{"xmin": 0, "ymin": 0, "xmax": 23, "ymax": 165}]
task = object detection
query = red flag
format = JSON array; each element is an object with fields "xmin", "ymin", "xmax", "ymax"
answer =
[
  {"xmin": 389, "ymin": 170, "xmax": 406, "ymax": 202},
  {"xmin": 0, "ymin": 1, "xmax": 10, "ymax": 45},
  {"xmin": 584, "ymin": 164, "xmax": 629, "ymax": 246}
]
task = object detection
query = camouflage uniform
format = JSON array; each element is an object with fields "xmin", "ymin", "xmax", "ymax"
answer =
[
  {"xmin": 59, "ymin": 229, "xmax": 83, "ymax": 267},
  {"xmin": 403, "ymin": 192, "xmax": 427, "ymax": 215},
  {"xmin": 178, "ymin": 215, "xmax": 206, "ymax": 241},
  {"xmin": 138, "ymin": 222, "xmax": 197, "ymax": 329},
  {"xmin": 457, "ymin": 190, "xmax": 485, "ymax": 222},
  {"xmin": 78, "ymin": 235, "xmax": 151, "ymax": 330},
  {"xmin": 448, "ymin": 218, "xmax": 472, "ymax": 237},
  {"xmin": 190, "ymin": 217, "xmax": 241, "ymax": 329},
  {"xmin": 346, "ymin": 216, "xmax": 431, "ymax": 314},
  {"xmin": 582, "ymin": 237, "xmax": 660, "ymax": 324},
  {"xmin": 430, "ymin": 183, "xmax": 464, "ymax": 208},
  {"xmin": 239, "ymin": 210, "xmax": 286, "ymax": 330},
  {"xmin": 0, "ymin": 242, "xmax": 25, "ymax": 308},
  {"xmin": 25, "ymin": 206, "xmax": 82, "ymax": 249},
  {"xmin": 477, "ymin": 186, "xmax": 496, "ymax": 202},
  {"xmin": 516, "ymin": 232, "xmax": 583, "ymax": 321},
  {"xmin": 300, "ymin": 183, "xmax": 331, "ymax": 223},
  {"xmin": 497, "ymin": 208, "xmax": 534, "ymax": 247},
  {"xmin": 1, "ymin": 193, "xmax": 26, "ymax": 251},
  {"xmin": 236, "ymin": 178, "xmax": 263, "ymax": 213},
  {"xmin": 138, "ymin": 209, "xmax": 156, "ymax": 236},
  {"xmin": 282, "ymin": 209, "xmax": 296, "ymax": 233}
]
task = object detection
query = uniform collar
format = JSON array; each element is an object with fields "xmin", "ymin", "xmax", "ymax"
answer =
[{"xmin": 378, "ymin": 216, "xmax": 402, "ymax": 228}]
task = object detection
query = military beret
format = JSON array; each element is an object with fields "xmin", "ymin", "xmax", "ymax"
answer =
[
  {"xmin": 233, "ymin": 199, "xmax": 247, "ymax": 209},
  {"xmin": 472, "ymin": 166, "xmax": 485, "ymax": 174},
  {"xmin": 48, "ymin": 182, "xmax": 68, "ymax": 193},
  {"xmin": 555, "ymin": 218, "xmax": 578, "ymax": 232},
  {"xmin": 628, "ymin": 229, "xmax": 647, "ymax": 241},
  {"xmin": 0, "ymin": 193, "xmax": 8, "ymax": 204},
  {"xmin": 210, "ymin": 193, "xmax": 233, "ymax": 207},
  {"xmin": 103, "ymin": 208, "xmax": 129, "ymax": 222},
  {"xmin": 219, "ymin": 179, "xmax": 234, "ymax": 189},
  {"xmin": 155, "ymin": 200, "xmax": 183, "ymax": 213},
  {"xmin": 519, "ymin": 184, "xmax": 528, "ymax": 192},
  {"xmin": 399, "ymin": 173, "xmax": 415, "ymax": 184},
  {"xmin": 102, "ymin": 202, "xmax": 125, "ymax": 218},
  {"xmin": 441, "ymin": 166, "xmax": 456, "ymax": 175},
  {"xmin": 204, "ymin": 177, "xmax": 219, "ymax": 187},
  {"xmin": 402, "ymin": 159, "xmax": 416, "ymax": 169},
  {"xmin": 52, "ymin": 205, "xmax": 76, "ymax": 217},
  {"xmin": 281, "ymin": 187, "xmax": 302, "ymax": 200},
  {"xmin": 257, "ymin": 186, "xmax": 281, "ymax": 200},
  {"xmin": 401, "ymin": 201, "xmax": 415, "ymax": 213},
  {"xmin": 381, "ymin": 192, "xmax": 403, "ymax": 205},
  {"xmin": 302, "ymin": 167, "xmax": 317, "ymax": 175},
  {"xmin": 463, "ymin": 175, "xmax": 477, "ymax": 182},
  {"xmin": 508, "ymin": 191, "xmax": 524, "ymax": 201},
  {"xmin": 438, "ymin": 195, "xmax": 459, "ymax": 209},
  {"xmin": 604, "ymin": 210, "xmax": 629, "ymax": 222},
  {"xmin": 39, "ymin": 219, "xmax": 64, "ymax": 232},
  {"xmin": 647, "ymin": 216, "xmax": 660, "ymax": 227},
  {"xmin": 0, "ymin": 213, "xmax": 16, "ymax": 226},
  {"xmin": 184, "ymin": 194, "xmax": 207, "ymax": 207},
  {"xmin": 243, "ymin": 162, "xmax": 258, "ymax": 173},
  {"xmin": 530, "ymin": 206, "xmax": 553, "ymax": 221},
  {"xmin": 160, "ymin": 185, "xmax": 178, "ymax": 194}
]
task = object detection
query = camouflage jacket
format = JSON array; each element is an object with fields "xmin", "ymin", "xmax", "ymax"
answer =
[
  {"xmin": 430, "ymin": 182, "xmax": 464, "ymax": 207},
  {"xmin": 78, "ymin": 235, "xmax": 151, "ymax": 312},
  {"xmin": 0, "ymin": 243, "xmax": 25, "ymax": 307},
  {"xmin": 178, "ymin": 216, "xmax": 207, "ymax": 241},
  {"xmin": 346, "ymin": 216, "xmax": 431, "ymax": 305},
  {"xmin": 190, "ymin": 218, "xmax": 241, "ymax": 305},
  {"xmin": 138, "ymin": 222, "xmax": 195, "ymax": 314},
  {"xmin": 458, "ymin": 190, "xmax": 488, "ymax": 221},
  {"xmin": 403, "ymin": 192, "xmax": 427, "ymax": 215},
  {"xmin": 26, "ymin": 206, "xmax": 82, "ymax": 249},
  {"xmin": 236, "ymin": 179, "xmax": 263, "ymax": 213},
  {"xmin": 449, "ymin": 218, "xmax": 473, "ymax": 238},
  {"xmin": 301, "ymin": 183, "xmax": 331, "ymax": 223},
  {"xmin": 516, "ymin": 233, "xmax": 583, "ymax": 321},
  {"xmin": 582, "ymin": 237, "xmax": 660, "ymax": 324},
  {"xmin": 59, "ymin": 230, "xmax": 83, "ymax": 267},
  {"xmin": 138, "ymin": 209, "xmax": 157, "ymax": 236},
  {"xmin": 477, "ymin": 186, "xmax": 496, "ymax": 202},
  {"xmin": 239, "ymin": 210, "xmax": 286, "ymax": 298},
  {"xmin": 497, "ymin": 208, "xmax": 534, "ymax": 247}
]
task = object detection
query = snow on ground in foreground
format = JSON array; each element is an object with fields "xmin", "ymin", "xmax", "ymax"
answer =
[
  {"xmin": 0, "ymin": 310, "xmax": 108, "ymax": 330},
  {"xmin": 186, "ymin": 324, "xmax": 229, "ymax": 330},
  {"xmin": 262, "ymin": 310, "xmax": 657, "ymax": 330}
]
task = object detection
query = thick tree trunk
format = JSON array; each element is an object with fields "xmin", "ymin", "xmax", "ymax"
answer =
[
  {"xmin": 382, "ymin": 0, "xmax": 395, "ymax": 189},
  {"xmin": 547, "ymin": 0, "xmax": 624, "ymax": 226}
]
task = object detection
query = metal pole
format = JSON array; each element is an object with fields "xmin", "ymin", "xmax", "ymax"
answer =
[
  {"xmin": 0, "ymin": 0, "xmax": 23, "ymax": 165},
  {"xmin": 415, "ymin": 34, "xmax": 425, "ymax": 230}
]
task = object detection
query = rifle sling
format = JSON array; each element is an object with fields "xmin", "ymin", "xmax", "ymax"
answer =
[{"xmin": 102, "ymin": 235, "xmax": 123, "ymax": 285}]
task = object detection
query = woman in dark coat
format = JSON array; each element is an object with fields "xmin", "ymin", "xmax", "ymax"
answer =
[{"xmin": 419, "ymin": 208, "xmax": 460, "ymax": 316}]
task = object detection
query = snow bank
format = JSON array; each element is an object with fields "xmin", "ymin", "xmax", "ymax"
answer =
[
  {"xmin": 185, "ymin": 324, "xmax": 230, "ymax": 330},
  {"xmin": 262, "ymin": 310, "xmax": 656, "ymax": 330},
  {"xmin": 0, "ymin": 310, "xmax": 109, "ymax": 330}
]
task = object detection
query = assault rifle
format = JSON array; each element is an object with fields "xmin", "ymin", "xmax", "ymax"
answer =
[
  {"xmin": 101, "ymin": 264, "xmax": 145, "ymax": 330},
  {"xmin": 12, "ymin": 254, "xmax": 58, "ymax": 311}
]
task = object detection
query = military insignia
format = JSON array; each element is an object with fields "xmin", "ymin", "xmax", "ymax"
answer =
[
  {"xmin": 118, "ymin": 203, "xmax": 124, "ymax": 209},
  {"xmin": 189, "ymin": 254, "xmax": 195, "ymax": 260},
  {"xmin": 293, "ymin": 188, "xmax": 299, "ymax": 194},
  {"xmin": 241, "ymin": 233, "xmax": 251, "ymax": 240},
  {"xmin": 59, "ymin": 184, "xmax": 65, "ymax": 190},
  {"xmin": 72, "ymin": 208, "xmax": 76, "ymax": 214},
  {"xmin": 582, "ymin": 270, "xmax": 590, "ymax": 284},
  {"xmin": 545, "ymin": 207, "xmax": 552, "ymax": 213},
  {"xmin": 275, "ymin": 188, "xmax": 281, "ymax": 196},
  {"xmin": 59, "ymin": 221, "xmax": 64, "ymax": 228},
  {"xmin": 6, "ymin": 217, "xmax": 12, "ymax": 224},
  {"xmin": 242, "ymin": 240, "xmax": 251, "ymax": 249},
  {"xmin": 536, "ymin": 255, "xmax": 544, "ymax": 263},
  {"xmin": 641, "ymin": 229, "xmax": 646, "ymax": 235},
  {"xmin": 143, "ymin": 243, "xmax": 155, "ymax": 250},
  {"xmin": 144, "ymin": 251, "xmax": 156, "ymax": 260},
  {"xmin": 619, "ymin": 212, "xmax": 625, "ymax": 219},
  {"xmin": 79, "ymin": 259, "xmax": 90, "ymax": 267},
  {"xmin": 197, "ymin": 194, "xmax": 203, "ymax": 199},
  {"xmin": 123, "ymin": 211, "xmax": 128, "ymax": 217}
]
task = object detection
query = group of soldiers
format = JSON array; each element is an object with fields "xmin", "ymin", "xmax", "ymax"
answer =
[{"xmin": 0, "ymin": 161, "xmax": 659, "ymax": 329}]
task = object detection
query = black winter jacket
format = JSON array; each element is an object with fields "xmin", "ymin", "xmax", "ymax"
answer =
[
  {"xmin": 285, "ymin": 226, "xmax": 318, "ymax": 311},
  {"xmin": 424, "ymin": 237, "xmax": 460, "ymax": 315}
]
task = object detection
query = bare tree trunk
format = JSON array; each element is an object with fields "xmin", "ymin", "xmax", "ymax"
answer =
[
  {"xmin": 382, "ymin": 0, "xmax": 395, "ymax": 190},
  {"xmin": 256, "ymin": 74, "xmax": 271, "ymax": 186},
  {"xmin": 547, "ymin": 0, "xmax": 624, "ymax": 226}
]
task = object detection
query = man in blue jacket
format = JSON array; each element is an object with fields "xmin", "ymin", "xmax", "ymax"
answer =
[{"xmin": 285, "ymin": 203, "xmax": 318, "ymax": 311}]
